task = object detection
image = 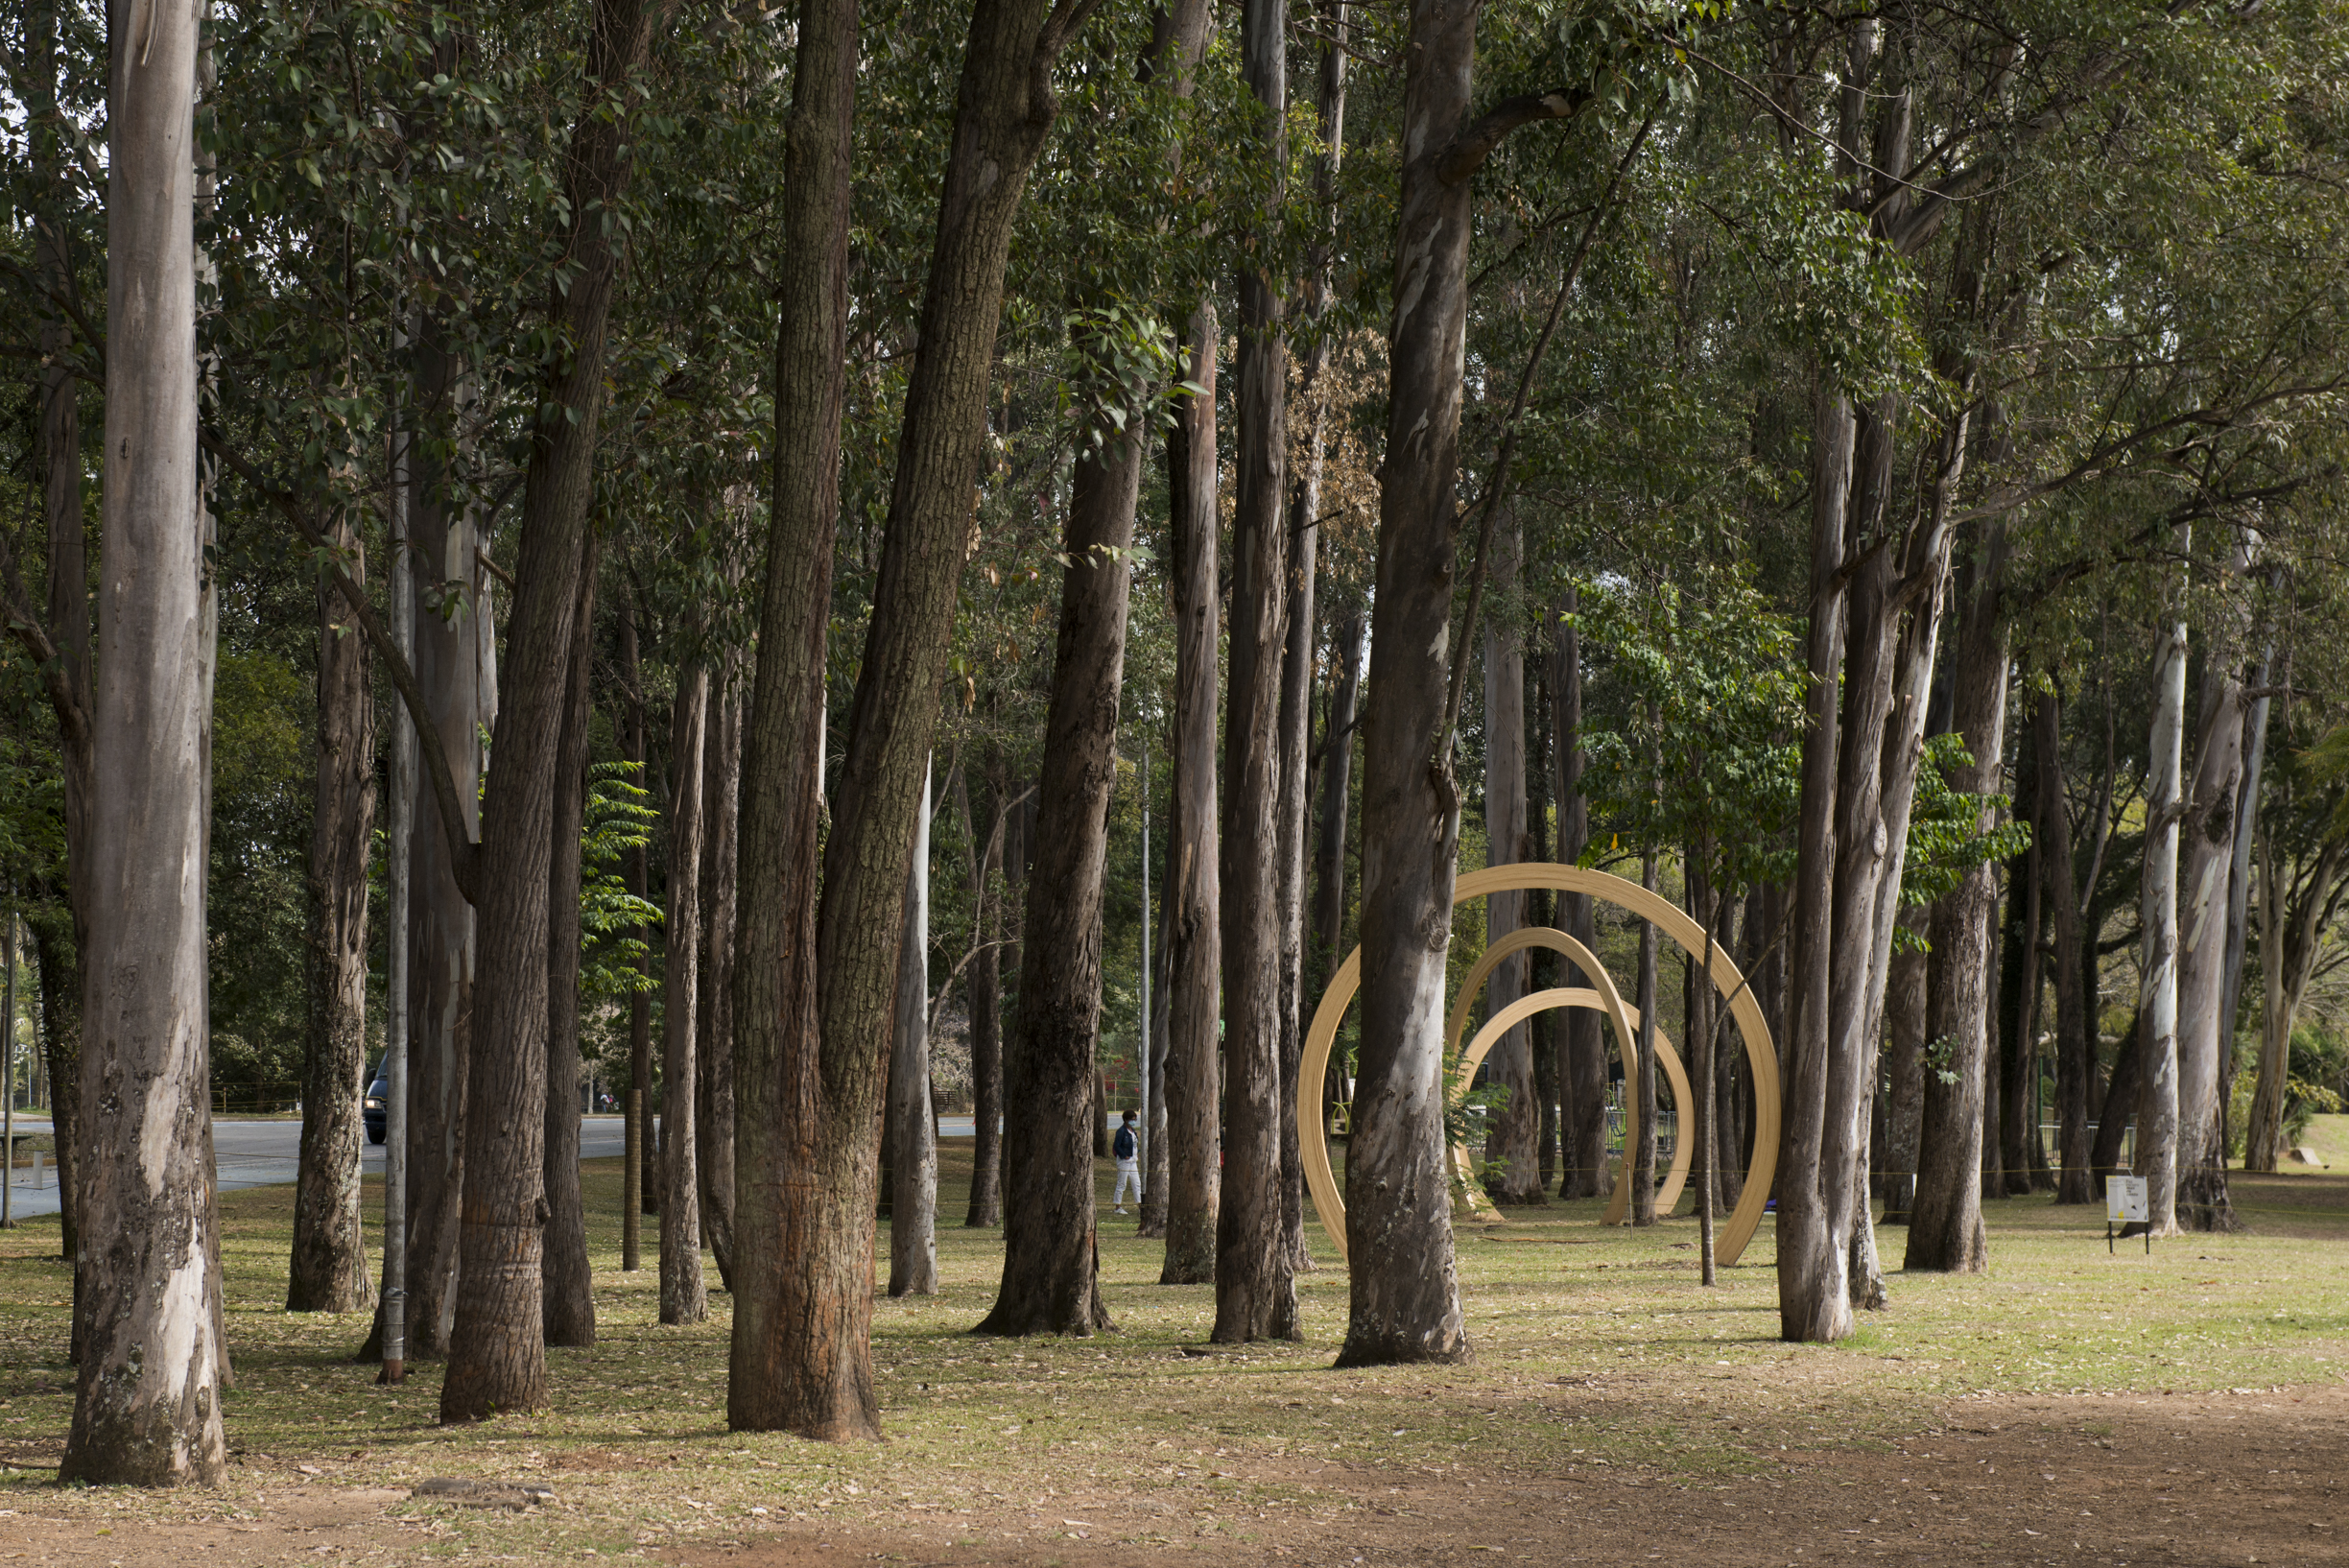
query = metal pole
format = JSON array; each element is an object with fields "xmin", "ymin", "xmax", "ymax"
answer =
[
  {"xmin": 381, "ymin": 372, "xmax": 414, "ymax": 1384},
  {"xmin": 1138, "ymin": 734, "xmax": 1150, "ymax": 1173}
]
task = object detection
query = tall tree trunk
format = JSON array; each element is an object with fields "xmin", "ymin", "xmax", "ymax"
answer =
[
  {"xmin": 889, "ymin": 760, "xmax": 937, "ymax": 1296},
  {"xmin": 1690, "ymin": 864, "xmax": 1723, "ymax": 1283},
  {"xmin": 2090, "ymin": 1013, "xmax": 2142, "ymax": 1181},
  {"xmin": 2000, "ymin": 736, "xmax": 2045, "ymax": 1196},
  {"xmin": 1216, "ymin": 0, "xmax": 1298, "ymax": 1342},
  {"xmin": 1273, "ymin": 416, "xmax": 1317, "ymax": 1280},
  {"xmin": 25, "ymin": 0, "xmax": 89, "ymax": 1270},
  {"xmin": 1906, "ymin": 534, "xmax": 2009, "ymax": 1274},
  {"xmin": 1481, "ymin": 520, "xmax": 1539, "ymax": 1204},
  {"xmin": 2037, "ymin": 685, "xmax": 2096, "ymax": 1203},
  {"xmin": 439, "ymin": 0, "xmax": 670, "ymax": 1420},
  {"xmin": 1161, "ymin": 307, "xmax": 1222, "ymax": 1287},
  {"xmin": 1140, "ymin": 853, "xmax": 1174, "ymax": 1236},
  {"xmin": 963, "ymin": 763, "xmax": 1007, "ymax": 1227},
  {"xmin": 737, "ymin": 0, "xmax": 1091, "ymax": 1429},
  {"xmin": 1777, "ymin": 371, "xmax": 1857, "ymax": 1334},
  {"xmin": 2134, "ymin": 561, "xmax": 2190, "ymax": 1240},
  {"xmin": 2218, "ymin": 633, "xmax": 2272, "ymax": 1140},
  {"xmin": 622, "ymin": 601, "xmax": 655, "ymax": 1238},
  {"xmin": 2244, "ymin": 833, "xmax": 2349, "ymax": 1171},
  {"xmin": 1632, "ymin": 848, "xmax": 1660, "ymax": 1224},
  {"xmin": 1550, "ymin": 600, "xmax": 1605, "ymax": 1199},
  {"xmin": 543, "ymin": 538, "xmax": 599, "ymax": 1346},
  {"xmin": 1274, "ymin": 0, "xmax": 1348, "ymax": 1276},
  {"xmin": 698, "ymin": 671, "xmax": 742, "ymax": 1288},
  {"xmin": 360, "ymin": 317, "xmax": 491, "ymax": 1366},
  {"xmin": 290, "ymin": 514, "xmax": 378, "ymax": 1314},
  {"xmin": 2175, "ymin": 647, "xmax": 2243, "ymax": 1231},
  {"xmin": 661, "ymin": 660, "xmax": 710, "ymax": 1324},
  {"xmin": 1312, "ymin": 612, "xmax": 1364, "ymax": 1004},
  {"xmin": 1779, "ymin": 26, "xmax": 1949, "ymax": 1338},
  {"xmin": 61, "ymin": 0, "xmax": 228, "ymax": 1474},
  {"xmin": 1145, "ymin": 0, "xmax": 1219, "ymax": 1278},
  {"xmin": 729, "ymin": 0, "xmax": 855, "ymax": 1436},
  {"xmin": 1878, "ymin": 914, "xmax": 1928, "ymax": 1223},
  {"xmin": 28, "ymin": 919, "xmax": 81, "ymax": 1267},
  {"xmin": 978, "ymin": 404, "xmax": 1146, "ymax": 1336},
  {"xmin": 1341, "ymin": 0, "xmax": 1581, "ymax": 1360}
]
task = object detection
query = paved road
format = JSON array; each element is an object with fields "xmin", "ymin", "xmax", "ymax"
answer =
[
  {"xmin": 0, "ymin": 1115, "xmax": 629, "ymax": 1223},
  {"xmin": 0, "ymin": 1111, "xmax": 1129, "ymax": 1223}
]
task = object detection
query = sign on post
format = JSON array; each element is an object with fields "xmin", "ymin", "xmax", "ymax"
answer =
[{"xmin": 2105, "ymin": 1174, "xmax": 2149, "ymax": 1253}]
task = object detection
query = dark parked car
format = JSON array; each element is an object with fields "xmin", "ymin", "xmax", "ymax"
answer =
[{"xmin": 365, "ymin": 1061, "xmax": 389, "ymax": 1146}]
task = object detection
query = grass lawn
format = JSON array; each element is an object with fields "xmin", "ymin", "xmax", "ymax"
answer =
[{"xmin": 1, "ymin": 1141, "xmax": 2344, "ymax": 1565}]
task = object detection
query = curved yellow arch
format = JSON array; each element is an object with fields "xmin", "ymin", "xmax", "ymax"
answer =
[
  {"xmin": 1447, "ymin": 984, "xmax": 1693, "ymax": 1221},
  {"xmin": 1299, "ymin": 864, "xmax": 1781, "ymax": 1267}
]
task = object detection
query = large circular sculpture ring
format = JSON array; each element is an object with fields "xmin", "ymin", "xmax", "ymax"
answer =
[
  {"xmin": 1448, "ymin": 984, "xmax": 1694, "ymax": 1221},
  {"xmin": 1298, "ymin": 863, "xmax": 1782, "ymax": 1267},
  {"xmin": 1444, "ymin": 925, "xmax": 1692, "ymax": 1223}
]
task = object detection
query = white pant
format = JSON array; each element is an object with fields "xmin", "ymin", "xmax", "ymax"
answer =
[{"xmin": 1112, "ymin": 1162, "xmax": 1142, "ymax": 1206}]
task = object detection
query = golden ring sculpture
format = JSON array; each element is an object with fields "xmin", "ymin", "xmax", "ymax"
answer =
[
  {"xmin": 1298, "ymin": 863, "xmax": 1782, "ymax": 1268},
  {"xmin": 1452, "ymin": 982, "xmax": 1694, "ymax": 1222},
  {"xmin": 1444, "ymin": 926, "xmax": 1692, "ymax": 1223}
]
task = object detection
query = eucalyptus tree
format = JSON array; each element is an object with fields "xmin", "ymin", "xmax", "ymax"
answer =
[
  {"xmin": 433, "ymin": 0, "xmax": 681, "ymax": 1419},
  {"xmin": 1276, "ymin": 0, "xmax": 1354, "ymax": 1269},
  {"xmin": 977, "ymin": 0, "xmax": 1213, "ymax": 1331},
  {"xmin": 0, "ymin": 0, "xmax": 99, "ymax": 1268},
  {"xmin": 1215, "ymin": 0, "xmax": 1302, "ymax": 1345},
  {"xmin": 1338, "ymin": 0, "xmax": 1664, "ymax": 1366},
  {"xmin": 2247, "ymin": 722, "xmax": 2349, "ymax": 1170},
  {"xmin": 732, "ymin": 0, "xmax": 1115, "ymax": 1433},
  {"xmin": 60, "ymin": 0, "xmax": 227, "ymax": 1481},
  {"xmin": 1154, "ymin": 0, "xmax": 1222, "ymax": 1291}
]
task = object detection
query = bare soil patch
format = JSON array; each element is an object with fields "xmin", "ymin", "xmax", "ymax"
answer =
[{"xmin": 669, "ymin": 1386, "xmax": 2349, "ymax": 1568}]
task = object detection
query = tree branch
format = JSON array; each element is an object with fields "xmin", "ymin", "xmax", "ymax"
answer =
[
  {"xmin": 1440, "ymin": 116, "xmax": 1653, "ymax": 755},
  {"xmin": 0, "ymin": 525, "xmax": 90, "ymax": 759},
  {"xmin": 201, "ymin": 426, "xmax": 482, "ymax": 905},
  {"xmin": 1437, "ymin": 87, "xmax": 1596, "ymax": 186}
]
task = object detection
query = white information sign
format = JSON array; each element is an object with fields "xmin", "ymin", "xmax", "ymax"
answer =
[{"xmin": 2105, "ymin": 1175, "xmax": 2147, "ymax": 1224}]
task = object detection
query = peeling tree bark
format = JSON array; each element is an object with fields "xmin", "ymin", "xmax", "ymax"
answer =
[
  {"xmin": 61, "ymin": 0, "xmax": 228, "ymax": 1476},
  {"xmin": 1907, "ymin": 531, "xmax": 2009, "ymax": 1275},
  {"xmin": 2134, "ymin": 554, "xmax": 2190, "ymax": 1241},
  {"xmin": 2175, "ymin": 630, "xmax": 2243, "ymax": 1232}
]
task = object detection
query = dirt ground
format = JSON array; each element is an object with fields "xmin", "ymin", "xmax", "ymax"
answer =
[
  {"xmin": 0, "ymin": 1383, "xmax": 2338, "ymax": 1566},
  {"xmin": 667, "ymin": 1384, "xmax": 2349, "ymax": 1568}
]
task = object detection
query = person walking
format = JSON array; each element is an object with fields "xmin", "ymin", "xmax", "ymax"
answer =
[{"xmin": 1111, "ymin": 1109, "xmax": 1142, "ymax": 1214}]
